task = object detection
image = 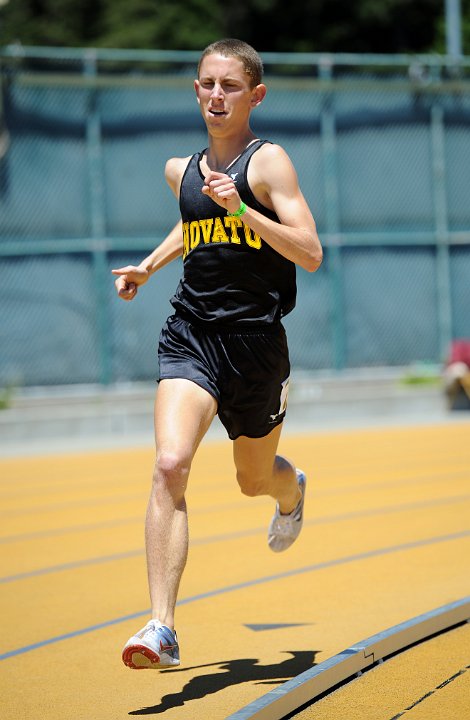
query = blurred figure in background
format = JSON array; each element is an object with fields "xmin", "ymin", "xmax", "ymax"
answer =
[{"xmin": 444, "ymin": 339, "xmax": 470, "ymax": 411}]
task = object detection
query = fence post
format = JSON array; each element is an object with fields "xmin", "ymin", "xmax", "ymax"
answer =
[
  {"xmin": 430, "ymin": 102, "xmax": 453, "ymax": 362},
  {"xmin": 84, "ymin": 51, "xmax": 112, "ymax": 385},
  {"xmin": 320, "ymin": 57, "xmax": 346, "ymax": 371},
  {"xmin": 445, "ymin": 0, "xmax": 463, "ymax": 60}
]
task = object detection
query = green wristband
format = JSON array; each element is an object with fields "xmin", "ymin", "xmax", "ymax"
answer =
[{"xmin": 227, "ymin": 201, "xmax": 247, "ymax": 218}]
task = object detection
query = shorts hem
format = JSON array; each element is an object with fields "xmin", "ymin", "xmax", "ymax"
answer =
[
  {"xmin": 158, "ymin": 374, "xmax": 220, "ymax": 405},
  {"xmin": 225, "ymin": 414, "xmax": 285, "ymax": 441}
]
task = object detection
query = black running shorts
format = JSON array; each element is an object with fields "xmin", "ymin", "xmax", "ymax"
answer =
[{"xmin": 158, "ymin": 314, "xmax": 291, "ymax": 440}]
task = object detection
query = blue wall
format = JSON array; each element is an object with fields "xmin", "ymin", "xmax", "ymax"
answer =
[{"xmin": 1, "ymin": 58, "xmax": 469, "ymax": 385}]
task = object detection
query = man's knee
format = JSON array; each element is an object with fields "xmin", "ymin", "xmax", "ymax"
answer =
[
  {"xmin": 236, "ymin": 468, "xmax": 267, "ymax": 497},
  {"xmin": 153, "ymin": 450, "xmax": 190, "ymax": 498}
]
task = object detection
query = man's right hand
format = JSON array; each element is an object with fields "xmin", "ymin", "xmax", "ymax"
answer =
[{"xmin": 111, "ymin": 265, "xmax": 149, "ymax": 301}]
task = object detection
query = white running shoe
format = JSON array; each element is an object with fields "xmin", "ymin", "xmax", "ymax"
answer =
[
  {"xmin": 268, "ymin": 469, "xmax": 306, "ymax": 552},
  {"xmin": 122, "ymin": 619, "xmax": 180, "ymax": 669}
]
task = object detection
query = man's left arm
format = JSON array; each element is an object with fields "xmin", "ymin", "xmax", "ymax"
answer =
[{"xmin": 203, "ymin": 144, "xmax": 323, "ymax": 272}]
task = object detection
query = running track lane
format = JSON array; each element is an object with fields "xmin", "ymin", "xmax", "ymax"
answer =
[{"xmin": 1, "ymin": 529, "xmax": 468, "ymax": 662}]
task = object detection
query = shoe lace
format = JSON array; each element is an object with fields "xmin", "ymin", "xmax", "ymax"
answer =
[
  {"xmin": 145, "ymin": 622, "xmax": 156, "ymax": 637},
  {"xmin": 136, "ymin": 623, "xmax": 153, "ymax": 640},
  {"xmin": 145, "ymin": 621, "xmax": 177, "ymax": 648}
]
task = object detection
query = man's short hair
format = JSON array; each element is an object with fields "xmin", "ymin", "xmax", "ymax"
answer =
[{"xmin": 198, "ymin": 39, "xmax": 264, "ymax": 88}]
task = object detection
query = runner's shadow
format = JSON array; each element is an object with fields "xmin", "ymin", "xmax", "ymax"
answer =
[{"xmin": 129, "ymin": 650, "xmax": 318, "ymax": 715}]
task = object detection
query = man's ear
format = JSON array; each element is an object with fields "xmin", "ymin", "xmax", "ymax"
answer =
[
  {"xmin": 194, "ymin": 79, "xmax": 201, "ymax": 105},
  {"xmin": 251, "ymin": 83, "xmax": 267, "ymax": 108}
]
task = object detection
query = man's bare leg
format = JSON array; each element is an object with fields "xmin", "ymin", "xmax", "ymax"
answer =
[
  {"xmin": 233, "ymin": 425, "xmax": 306, "ymax": 552},
  {"xmin": 146, "ymin": 378, "xmax": 217, "ymax": 629},
  {"xmin": 233, "ymin": 424, "xmax": 301, "ymax": 512},
  {"xmin": 122, "ymin": 378, "xmax": 216, "ymax": 669}
]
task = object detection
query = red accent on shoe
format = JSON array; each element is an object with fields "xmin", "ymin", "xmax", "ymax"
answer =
[
  {"xmin": 122, "ymin": 644, "xmax": 160, "ymax": 669},
  {"xmin": 160, "ymin": 640, "xmax": 176, "ymax": 653}
]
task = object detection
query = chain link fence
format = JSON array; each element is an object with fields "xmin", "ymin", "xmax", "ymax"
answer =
[{"xmin": 1, "ymin": 48, "xmax": 469, "ymax": 387}]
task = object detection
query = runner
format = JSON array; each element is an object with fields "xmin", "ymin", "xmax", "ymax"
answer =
[{"xmin": 112, "ymin": 38, "xmax": 323, "ymax": 670}]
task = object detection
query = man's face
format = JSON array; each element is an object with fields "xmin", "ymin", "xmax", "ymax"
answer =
[{"xmin": 195, "ymin": 53, "xmax": 264, "ymax": 132}]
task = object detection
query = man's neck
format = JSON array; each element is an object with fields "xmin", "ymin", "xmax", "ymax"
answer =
[{"xmin": 204, "ymin": 133, "xmax": 257, "ymax": 173}]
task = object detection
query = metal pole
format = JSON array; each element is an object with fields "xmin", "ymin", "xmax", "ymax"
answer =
[
  {"xmin": 319, "ymin": 58, "xmax": 346, "ymax": 371},
  {"xmin": 431, "ymin": 104, "xmax": 453, "ymax": 361},
  {"xmin": 445, "ymin": 0, "xmax": 463, "ymax": 59},
  {"xmin": 84, "ymin": 51, "xmax": 112, "ymax": 386}
]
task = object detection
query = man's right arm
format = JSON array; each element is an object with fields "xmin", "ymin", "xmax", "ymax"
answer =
[
  {"xmin": 112, "ymin": 155, "xmax": 190, "ymax": 301},
  {"xmin": 111, "ymin": 222, "xmax": 183, "ymax": 301}
]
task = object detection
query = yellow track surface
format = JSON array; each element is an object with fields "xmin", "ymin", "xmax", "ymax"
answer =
[
  {"xmin": 295, "ymin": 622, "xmax": 470, "ymax": 720},
  {"xmin": 1, "ymin": 422, "xmax": 469, "ymax": 720}
]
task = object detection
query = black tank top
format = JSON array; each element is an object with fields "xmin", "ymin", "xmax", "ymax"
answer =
[{"xmin": 170, "ymin": 139, "xmax": 297, "ymax": 327}]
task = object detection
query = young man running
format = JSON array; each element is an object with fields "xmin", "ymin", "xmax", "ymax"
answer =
[{"xmin": 112, "ymin": 38, "xmax": 323, "ymax": 670}]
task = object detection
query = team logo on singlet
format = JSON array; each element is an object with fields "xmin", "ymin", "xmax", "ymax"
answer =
[
  {"xmin": 182, "ymin": 217, "xmax": 262, "ymax": 259},
  {"xmin": 230, "ymin": 173, "xmax": 239, "ymax": 181},
  {"xmin": 270, "ymin": 377, "xmax": 290, "ymax": 422}
]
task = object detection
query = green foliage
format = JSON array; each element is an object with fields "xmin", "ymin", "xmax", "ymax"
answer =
[
  {"xmin": 0, "ymin": 0, "xmax": 104, "ymax": 46},
  {"xmin": 400, "ymin": 363, "xmax": 443, "ymax": 387},
  {"xmin": 0, "ymin": 384, "xmax": 15, "ymax": 410},
  {"xmin": 434, "ymin": 0, "xmax": 470, "ymax": 53},
  {"xmin": 97, "ymin": 0, "xmax": 222, "ymax": 50},
  {"xmin": 0, "ymin": 0, "xmax": 469, "ymax": 53},
  {"xmin": 237, "ymin": 0, "xmax": 447, "ymax": 53}
]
